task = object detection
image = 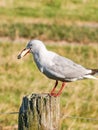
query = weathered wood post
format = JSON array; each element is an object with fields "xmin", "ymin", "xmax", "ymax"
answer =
[{"xmin": 18, "ymin": 93, "xmax": 60, "ymax": 130}]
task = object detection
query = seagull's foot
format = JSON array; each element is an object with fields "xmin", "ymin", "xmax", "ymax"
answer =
[
  {"xmin": 50, "ymin": 82, "xmax": 66, "ymax": 97},
  {"xmin": 49, "ymin": 92, "xmax": 60, "ymax": 97}
]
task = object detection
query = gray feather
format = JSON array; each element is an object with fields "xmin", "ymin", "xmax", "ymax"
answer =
[{"xmin": 42, "ymin": 52, "xmax": 91, "ymax": 82}]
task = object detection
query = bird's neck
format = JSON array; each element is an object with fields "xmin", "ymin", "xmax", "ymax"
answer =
[{"xmin": 32, "ymin": 47, "xmax": 48, "ymax": 71}]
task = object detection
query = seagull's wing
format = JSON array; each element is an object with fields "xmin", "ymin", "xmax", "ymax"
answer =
[{"xmin": 43, "ymin": 53, "xmax": 91, "ymax": 82}]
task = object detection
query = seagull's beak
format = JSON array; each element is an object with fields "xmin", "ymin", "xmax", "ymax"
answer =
[{"xmin": 17, "ymin": 48, "xmax": 30, "ymax": 59}]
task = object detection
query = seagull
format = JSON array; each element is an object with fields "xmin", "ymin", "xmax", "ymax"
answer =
[{"xmin": 17, "ymin": 40, "xmax": 98, "ymax": 97}]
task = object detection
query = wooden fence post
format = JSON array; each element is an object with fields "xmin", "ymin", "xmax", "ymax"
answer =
[{"xmin": 18, "ymin": 93, "xmax": 60, "ymax": 130}]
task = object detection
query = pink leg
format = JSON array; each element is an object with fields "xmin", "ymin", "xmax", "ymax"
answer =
[
  {"xmin": 51, "ymin": 82, "xmax": 66, "ymax": 97},
  {"xmin": 50, "ymin": 80, "xmax": 58, "ymax": 96}
]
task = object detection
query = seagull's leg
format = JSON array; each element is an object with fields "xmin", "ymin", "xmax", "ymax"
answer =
[
  {"xmin": 56, "ymin": 82, "xmax": 66, "ymax": 96},
  {"xmin": 52, "ymin": 82, "xmax": 66, "ymax": 97},
  {"xmin": 50, "ymin": 80, "xmax": 58, "ymax": 96}
]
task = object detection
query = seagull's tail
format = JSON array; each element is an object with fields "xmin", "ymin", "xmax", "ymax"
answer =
[
  {"xmin": 84, "ymin": 69, "xmax": 98, "ymax": 80},
  {"xmin": 91, "ymin": 69, "xmax": 98, "ymax": 76}
]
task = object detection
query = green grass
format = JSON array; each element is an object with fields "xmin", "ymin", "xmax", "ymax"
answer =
[
  {"xmin": 0, "ymin": 0, "xmax": 98, "ymax": 43},
  {"xmin": 0, "ymin": 42, "xmax": 98, "ymax": 129},
  {"xmin": 0, "ymin": 23, "xmax": 98, "ymax": 43},
  {"xmin": 0, "ymin": 0, "xmax": 98, "ymax": 21}
]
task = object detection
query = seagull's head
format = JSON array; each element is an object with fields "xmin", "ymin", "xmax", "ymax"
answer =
[{"xmin": 17, "ymin": 40, "xmax": 46, "ymax": 59}]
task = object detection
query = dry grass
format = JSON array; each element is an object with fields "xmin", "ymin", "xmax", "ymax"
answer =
[{"xmin": 0, "ymin": 42, "xmax": 98, "ymax": 129}]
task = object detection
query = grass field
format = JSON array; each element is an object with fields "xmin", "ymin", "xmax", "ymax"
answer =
[
  {"xmin": 0, "ymin": 0, "xmax": 98, "ymax": 21},
  {"xmin": 0, "ymin": 42, "xmax": 98, "ymax": 129},
  {"xmin": 1, "ymin": 23, "xmax": 98, "ymax": 43},
  {"xmin": 0, "ymin": 0, "xmax": 98, "ymax": 43}
]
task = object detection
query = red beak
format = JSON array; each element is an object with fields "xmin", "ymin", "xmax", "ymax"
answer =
[{"xmin": 17, "ymin": 48, "xmax": 30, "ymax": 59}]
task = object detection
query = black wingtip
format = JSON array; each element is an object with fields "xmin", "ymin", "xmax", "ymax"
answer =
[{"xmin": 91, "ymin": 69, "xmax": 98, "ymax": 75}]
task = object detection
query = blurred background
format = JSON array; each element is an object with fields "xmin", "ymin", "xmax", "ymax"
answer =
[{"xmin": 0, "ymin": 0, "xmax": 98, "ymax": 129}]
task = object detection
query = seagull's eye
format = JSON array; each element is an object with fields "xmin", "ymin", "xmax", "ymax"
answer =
[
  {"xmin": 27, "ymin": 44, "xmax": 32, "ymax": 49},
  {"xmin": 30, "ymin": 45, "xmax": 32, "ymax": 49}
]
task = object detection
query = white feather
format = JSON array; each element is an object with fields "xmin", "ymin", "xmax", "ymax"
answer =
[{"xmin": 84, "ymin": 75, "xmax": 98, "ymax": 80}]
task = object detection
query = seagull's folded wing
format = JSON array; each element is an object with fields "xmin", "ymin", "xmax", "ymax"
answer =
[{"xmin": 43, "ymin": 55, "xmax": 91, "ymax": 82}]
